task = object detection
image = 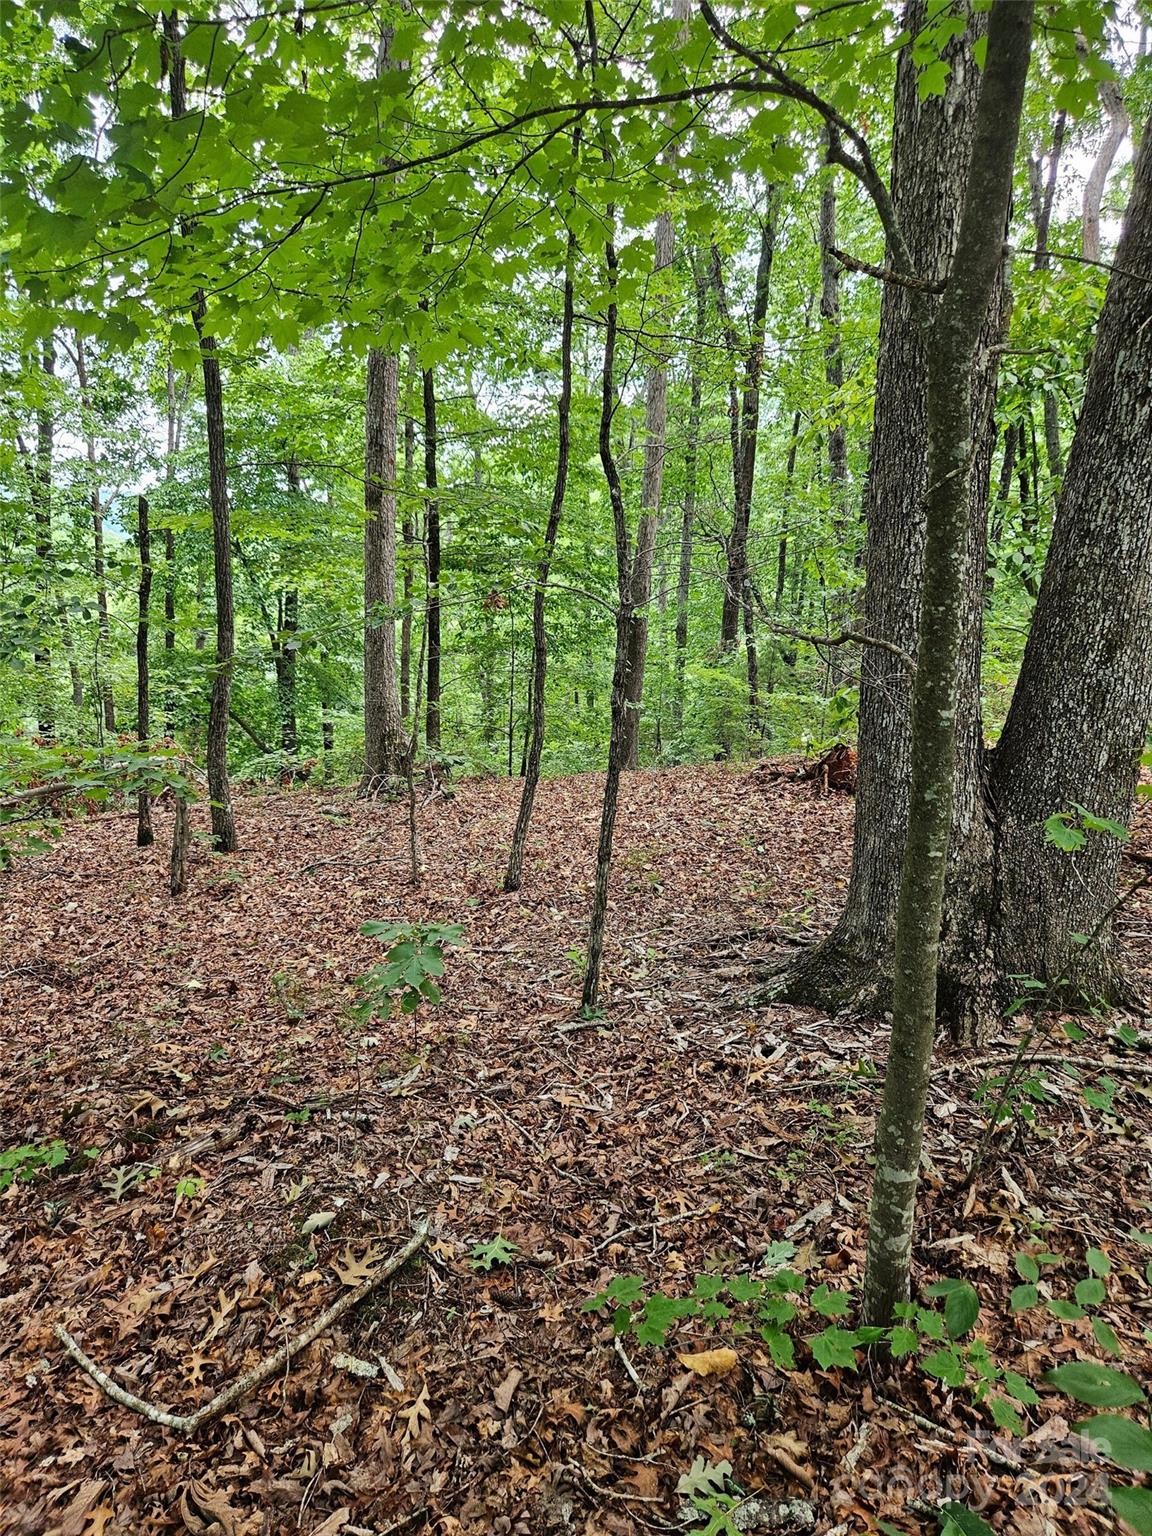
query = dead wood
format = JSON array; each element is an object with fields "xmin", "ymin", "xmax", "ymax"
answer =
[{"xmin": 54, "ymin": 1222, "xmax": 428, "ymax": 1435}]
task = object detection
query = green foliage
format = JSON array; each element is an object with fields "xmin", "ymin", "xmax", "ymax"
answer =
[
  {"xmin": 0, "ymin": 1137, "xmax": 70, "ymax": 1190},
  {"xmin": 354, "ymin": 921, "xmax": 464, "ymax": 1019},
  {"xmin": 468, "ymin": 1235, "xmax": 518, "ymax": 1272}
]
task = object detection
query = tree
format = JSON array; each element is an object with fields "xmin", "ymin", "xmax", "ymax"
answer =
[
  {"xmin": 779, "ymin": 0, "xmax": 996, "ymax": 1024},
  {"xmin": 361, "ymin": 348, "xmax": 407, "ymax": 791},
  {"xmin": 136, "ymin": 494, "xmax": 153, "ymax": 848},
  {"xmin": 980, "ymin": 110, "xmax": 1152, "ymax": 1006},
  {"xmin": 862, "ymin": 0, "xmax": 1034, "ymax": 1326}
]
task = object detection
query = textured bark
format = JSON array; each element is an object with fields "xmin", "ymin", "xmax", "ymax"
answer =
[
  {"xmin": 863, "ymin": 0, "xmax": 1033, "ymax": 1327},
  {"xmin": 401, "ymin": 354, "xmax": 417, "ymax": 720},
  {"xmin": 136, "ymin": 494, "xmax": 154, "ymax": 848},
  {"xmin": 163, "ymin": 360, "xmax": 183, "ymax": 735},
  {"xmin": 1027, "ymin": 114, "xmax": 1067, "ymax": 479},
  {"xmin": 194, "ymin": 311, "xmax": 237, "ymax": 854},
  {"xmin": 166, "ymin": 12, "xmax": 234, "ymax": 852},
  {"xmin": 820, "ymin": 160, "xmax": 849, "ymax": 528},
  {"xmin": 583, "ymin": 230, "xmax": 633, "ymax": 1014},
  {"xmin": 423, "ymin": 365, "xmax": 442, "ymax": 752},
  {"xmin": 988, "ymin": 113, "xmax": 1152, "ymax": 1004},
  {"xmin": 504, "ymin": 234, "xmax": 575, "ymax": 892},
  {"xmin": 779, "ymin": 0, "xmax": 993, "ymax": 1014},
  {"xmin": 361, "ymin": 348, "xmax": 406, "ymax": 790}
]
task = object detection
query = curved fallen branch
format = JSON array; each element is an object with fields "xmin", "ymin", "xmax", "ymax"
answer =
[{"xmin": 54, "ymin": 1221, "xmax": 428, "ymax": 1435}]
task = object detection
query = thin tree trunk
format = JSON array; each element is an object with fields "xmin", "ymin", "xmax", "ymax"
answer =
[
  {"xmin": 165, "ymin": 12, "xmax": 234, "ymax": 851},
  {"xmin": 423, "ymin": 365, "xmax": 442, "ymax": 753},
  {"xmin": 163, "ymin": 360, "xmax": 183, "ymax": 736},
  {"xmin": 361, "ymin": 348, "xmax": 406, "ymax": 790},
  {"xmin": 401, "ymin": 354, "xmax": 417, "ymax": 720},
  {"xmin": 32, "ymin": 344, "xmax": 57, "ymax": 734},
  {"xmin": 862, "ymin": 0, "xmax": 1033, "ymax": 1326},
  {"xmin": 504, "ymin": 231, "xmax": 576, "ymax": 892},
  {"xmin": 1028, "ymin": 112, "xmax": 1067, "ymax": 479},
  {"xmin": 674, "ymin": 249, "xmax": 709, "ymax": 731},
  {"xmin": 620, "ymin": 202, "xmax": 675, "ymax": 769},
  {"xmin": 74, "ymin": 335, "xmax": 115, "ymax": 734},
  {"xmin": 1083, "ymin": 79, "xmax": 1130, "ymax": 266},
  {"xmin": 320, "ymin": 651, "xmax": 334, "ymax": 779},
  {"xmin": 583, "ymin": 225, "xmax": 633, "ymax": 1014},
  {"xmin": 820, "ymin": 157, "xmax": 849, "ymax": 529},
  {"xmin": 136, "ymin": 494, "xmax": 154, "ymax": 847}
]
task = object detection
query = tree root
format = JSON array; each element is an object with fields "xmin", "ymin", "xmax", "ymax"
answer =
[{"xmin": 54, "ymin": 1222, "xmax": 428, "ymax": 1435}]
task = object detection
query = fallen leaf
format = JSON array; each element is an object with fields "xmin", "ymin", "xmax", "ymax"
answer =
[
  {"xmin": 676, "ymin": 1346, "xmax": 739, "ymax": 1378},
  {"xmin": 492, "ymin": 1367, "xmax": 523, "ymax": 1413}
]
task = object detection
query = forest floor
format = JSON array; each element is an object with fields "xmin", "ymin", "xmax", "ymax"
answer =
[{"xmin": 2, "ymin": 762, "xmax": 1152, "ymax": 1536}]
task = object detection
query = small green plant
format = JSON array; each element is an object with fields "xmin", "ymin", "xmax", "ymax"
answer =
[
  {"xmin": 0, "ymin": 1138, "xmax": 70, "ymax": 1190},
  {"xmin": 468, "ymin": 1235, "xmax": 518, "ymax": 1272},
  {"xmin": 354, "ymin": 921, "xmax": 464, "ymax": 1019},
  {"xmin": 175, "ymin": 1176, "xmax": 205, "ymax": 1204}
]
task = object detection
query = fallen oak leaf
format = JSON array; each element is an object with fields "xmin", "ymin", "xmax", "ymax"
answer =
[
  {"xmin": 400, "ymin": 1382, "xmax": 430, "ymax": 1444},
  {"xmin": 332, "ymin": 1242, "xmax": 386, "ymax": 1286},
  {"xmin": 492, "ymin": 1367, "xmax": 523, "ymax": 1413},
  {"xmin": 676, "ymin": 1347, "xmax": 739, "ymax": 1379}
]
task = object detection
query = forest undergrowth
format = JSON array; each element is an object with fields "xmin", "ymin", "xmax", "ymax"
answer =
[{"xmin": 2, "ymin": 763, "xmax": 1151, "ymax": 1536}]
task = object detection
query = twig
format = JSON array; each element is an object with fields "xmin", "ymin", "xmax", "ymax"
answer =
[
  {"xmin": 558, "ymin": 1205, "xmax": 716, "ymax": 1268},
  {"xmin": 613, "ymin": 1333, "xmax": 644, "ymax": 1391},
  {"xmin": 830, "ymin": 246, "xmax": 945, "ymax": 294},
  {"xmin": 55, "ymin": 1223, "xmax": 428, "ymax": 1435}
]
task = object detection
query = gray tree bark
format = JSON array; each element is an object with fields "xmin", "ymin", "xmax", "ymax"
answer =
[
  {"xmin": 863, "ymin": 0, "xmax": 1034, "ymax": 1326},
  {"xmin": 361, "ymin": 348, "xmax": 407, "ymax": 791}
]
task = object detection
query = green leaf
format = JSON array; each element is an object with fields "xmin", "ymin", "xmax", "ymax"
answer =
[
  {"xmin": 1074, "ymin": 1416, "xmax": 1152, "ymax": 1471},
  {"xmin": 1091, "ymin": 1317, "xmax": 1122, "ymax": 1356},
  {"xmin": 1045, "ymin": 1361, "xmax": 1146, "ymax": 1408},
  {"xmin": 1044, "ymin": 813, "xmax": 1083, "ymax": 852},
  {"xmin": 1002, "ymin": 1370, "xmax": 1041, "ymax": 1406},
  {"xmin": 922, "ymin": 1347, "xmax": 967, "ymax": 1389},
  {"xmin": 1086, "ymin": 1248, "xmax": 1112, "ymax": 1277},
  {"xmin": 807, "ymin": 1326, "xmax": 859, "ymax": 1371},
  {"xmin": 989, "ymin": 1396, "xmax": 1025, "ymax": 1436},
  {"xmin": 939, "ymin": 1502, "xmax": 995, "ymax": 1536},
  {"xmin": 1010, "ymin": 1284, "xmax": 1039, "ymax": 1312},
  {"xmin": 1015, "ymin": 1252, "xmax": 1040, "ymax": 1283},
  {"xmin": 1048, "ymin": 1299, "xmax": 1086, "ymax": 1321},
  {"xmin": 945, "ymin": 1282, "xmax": 980, "ymax": 1339},
  {"xmin": 889, "ymin": 1325, "xmax": 918, "ymax": 1359},
  {"xmin": 811, "ymin": 1284, "xmax": 852, "ymax": 1318},
  {"xmin": 1110, "ymin": 1484, "xmax": 1152, "ymax": 1536}
]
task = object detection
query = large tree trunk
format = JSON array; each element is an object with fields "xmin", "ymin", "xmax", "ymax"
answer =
[
  {"xmin": 504, "ymin": 232, "xmax": 576, "ymax": 892},
  {"xmin": 361, "ymin": 348, "xmax": 406, "ymax": 790},
  {"xmin": 423, "ymin": 365, "xmax": 442, "ymax": 753},
  {"xmin": 136, "ymin": 494, "xmax": 154, "ymax": 848},
  {"xmin": 986, "ymin": 112, "xmax": 1152, "ymax": 1004},
  {"xmin": 862, "ymin": 0, "xmax": 1033, "ymax": 1326},
  {"xmin": 779, "ymin": 0, "xmax": 993, "ymax": 1015}
]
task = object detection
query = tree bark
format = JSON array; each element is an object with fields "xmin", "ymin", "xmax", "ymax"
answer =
[
  {"xmin": 31, "ymin": 344, "xmax": 57, "ymax": 735},
  {"xmin": 583, "ymin": 226, "xmax": 633, "ymax": 1014},
  {"xmin": 862, "ymin": 0, "xmax": 1034, "ymax": 1326},
  {"xmin": 401, "ymin": 353, "xmax": 418, "ymax": 720},
  {"xmin": 820, "ymin": 157, "xmax": 849, "ymax": 530},
  {"xmin": 423, "ymin": 365, "xmax": 442, "ymax": 753},
  {"xmin": 163, "ymin": 359, "xmax": 184, "ymax": 735},
  {"xmin": 361, "ymin": 348, "xmax": 406, "ymax": 790},
  {"xmin": 673, "ymin": 248, "xmax": 709, "ymax": 732},
  {"xmin": 504, "ymin": 231, "xmax": 576, "ymax": 892},
  {"xmin": 74, "ymin": 335, "xmax": 116, "ymax": 734},
  {"xmin": 779, "ymin": 0, "xmax": 994, "ymax": 1016},
  {"xmin": 136, "ymin": 494, "xmax": 154, "ymax": 847},
  {"xmin": 165, "ymin": 11, "xmax": 234, "ymax": 852},
  {"xmin": 620, "ymin": 206, "xmax": 675, "ymax": 769},
  {"xmin": 988, "ymin": 111, "xmax": 1152, "ymax": 1005},
  {"xmin": 1083, "ymin": 80, "xmax": 1130, "ymax": 266}
]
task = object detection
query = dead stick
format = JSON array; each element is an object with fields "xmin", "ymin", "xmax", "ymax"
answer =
[{"xmin": 55, "ymin": 1223, "xmax": 428, "ymax": 1434}]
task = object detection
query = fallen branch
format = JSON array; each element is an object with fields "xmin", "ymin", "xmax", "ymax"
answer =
[{"xmin": 55, "ymin": 1222, "xmax": 428, "ymax": 1435}]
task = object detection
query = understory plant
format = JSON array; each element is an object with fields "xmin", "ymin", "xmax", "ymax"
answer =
[
  {"xmin": 353, "ymin": 920, "xmax": 464, "ymax": 1019},
  {"xmin": 585, "ymin": 1239, "xmax": 1152, "ymax": 1532}
]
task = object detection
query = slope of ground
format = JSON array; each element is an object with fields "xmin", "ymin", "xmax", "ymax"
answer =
[{"xmin": 1, "ymin": 764, "xmax": 1150, "ymax": 1536}]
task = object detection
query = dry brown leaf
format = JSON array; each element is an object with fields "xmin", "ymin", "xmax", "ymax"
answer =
[
  {"xmin": 332, "ymin": 1242, "xmax": 386, "ymax": 1287},
  {"xmin": 676, "ymin": 1347, "xmax": 739, "ymax": 1378},
  {"xmin": 492, "ymin": 1367, "xmax": 523, "ymax": 1413},
  {"xmin": 310, "ymin": 1510, "xmax": 351, "ymax": 1536},
  {"xmin": 401, "ymin": 1383, "xmax": 431, "ymax": 1444}
]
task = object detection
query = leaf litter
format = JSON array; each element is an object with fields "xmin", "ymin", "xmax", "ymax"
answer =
[{"xmin": 0, "ymin": 762, "xmax": 1150, "ymax": 1534}]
